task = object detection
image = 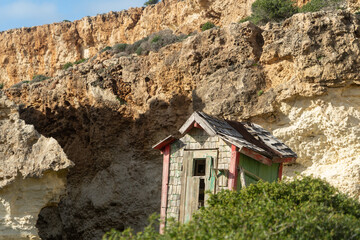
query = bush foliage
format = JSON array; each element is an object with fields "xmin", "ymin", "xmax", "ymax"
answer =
[
  {"xmin": 110, "ymin": 30, "xmax": 189, "ymax": 56},
  {"xmin": 201, "ymin": 22, "xmax": 216, "ymax": 31},
  {"xmin": 243, "ymin": 0, "xmax": 298, "ymax": 24},
  {"xmin": 103, "ymin": 177, "xmax": 360, "ymax": 240},
  {"xmin": 241, "ymin": 0, "xmax": 344, "ymax": 24},
  {"xmin": 144, "ymin": 0, "xmax": 159, "ymax": 7},
  {"xmin": 300, "ymin": 0, "xmax": 343, "ymax": 12}
]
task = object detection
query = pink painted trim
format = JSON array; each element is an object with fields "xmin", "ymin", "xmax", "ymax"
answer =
[
  {"xmin": 159, "ymin": 145, "xmax": 170, "ymax": 234},
  {"xmin": 228, "ymin": 145, "xmax": 240, "ymax": 190},
  {"xmin": 278, "ymin": 163, "xmax": 283, "ymax": 181}
]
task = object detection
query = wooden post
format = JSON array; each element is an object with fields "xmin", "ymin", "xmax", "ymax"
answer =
[
  {"xmin": 159, "ymin": 145, "xmax": 170, "ymax": 234},
  {"xmin": 239, "ymin": 166, "xmax": 246, "ymax": 189},
  {"xmin": 278, "ymin": 163, "xmax": 283, "ymax": 181},
  {"xmin": 228, "ymin": 145, "xmax": 240, "ymax": 190}
]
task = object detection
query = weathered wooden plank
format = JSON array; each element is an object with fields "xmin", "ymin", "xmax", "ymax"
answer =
[
  {"xmin": 179, "ymin": 151, "xmax": 192, "ymax": 223},
  {"xmin": 179, "ymin": 114, "xmax": 195, "ymax": 134},
  {"xmin": 228, "ymin": 145, "xmax": 240, "ymax": 190},
  {"xmin": 239, "ymin": 166, "xmax": 246, "ymax": 189},
  {"xmin": 159, "ymin": 145, "xmax": 170, "ymax": 234},
  {"xmin": 278, "ymin": 163, "xmax": 283, "ymax": 180}
]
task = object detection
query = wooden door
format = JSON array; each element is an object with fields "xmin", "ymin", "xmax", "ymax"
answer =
[{"xmin": 180, "ymin": 150, "xmax": 217, "ymax": 223}]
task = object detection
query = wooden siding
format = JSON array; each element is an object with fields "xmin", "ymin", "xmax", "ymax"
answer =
[
  {"xmin": 237, "ymin": 153, "xmax": 279, "ymax": 190},
  {"xmin": 166, "ymin": 128, "xmax": 231, "ymax": 222}
]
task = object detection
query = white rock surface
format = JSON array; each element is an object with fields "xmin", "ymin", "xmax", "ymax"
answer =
[
  {"xmin": 0, "ymin": 93, "xmax": 73, "ymax": 239},
  {"xmin": 257, "ymin": 87, "xmax": 360, "ymax": 200}
]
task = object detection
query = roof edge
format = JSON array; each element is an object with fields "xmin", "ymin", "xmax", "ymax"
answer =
[{"xmin": 152, "ymin": 135, "xmax": 177, "ymax": 150}]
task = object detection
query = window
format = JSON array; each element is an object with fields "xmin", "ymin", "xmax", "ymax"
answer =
[{"xmin": 193, "ymin": 158, "xmax": 206, "ymax": 176}]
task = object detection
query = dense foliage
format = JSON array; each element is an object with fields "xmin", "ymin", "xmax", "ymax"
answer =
[
  {"xmin": 109, "ymin": 30, "xmax": 190, "ymax": 56},
  {"xmin": 201, "ymin": 22, "xmax": 216, "ymax": 31},
  {"xmin": 103, "ymin": 177, "xmax": 360, "ymax": 240},
  {"xmin": 250, "ymin": 0, "xmax": 298, "ymax": 24},
  {"xmin": 300, "ymin": 0, "xmax": 343, "ymax": 12},
  {"xmin": 240, "ymin": 0, "xmax": 344, "ymax": 24},
  {"xmin": 144, "ymin": 0, "xmax": 159, "ymax": 7}
]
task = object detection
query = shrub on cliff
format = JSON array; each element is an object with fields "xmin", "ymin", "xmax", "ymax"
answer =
[
  {"xmin": 63, "ymin": 62, "xmax": 73, "ymax": 70},
  {"xmin": 31, "ymin": 75, "xmax": 50, "ymax": 83},
  {"xmin": 111, "ymin": 30, "xmax": 188, "ymax": 56},
  {"xmin": 201, "ymin": 22, "xmax": 216, "ymax": 31},
  {"xmin": 103, "ymin": 176, "xmax": 360, "ymax": 240},
  {"xmin": 242, "ymin": 0, "xmax": 298, "ymax": 24},
  {"xmin": 144, "ymin": 0, "xmax": 159, "ymax": 6},
  {"xmin": 300, "ymin": 0, "xmax": 343, "ymax": 12}
]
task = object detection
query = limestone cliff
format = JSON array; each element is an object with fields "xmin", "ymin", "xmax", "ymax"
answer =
[
  {"xmin": 0, "ymin": 0, "xmax": 254, "ymax": 87},
  {"xmin": 3, "ymin": 9, "xmax": 360, "ymax": 239},
  {"xmin": 1, "ymin": 0, "xmax": 359, "ymax": 88},
  {"xmin": 0, "ymin": 93, "xmax": 73, "ymax": 239}
]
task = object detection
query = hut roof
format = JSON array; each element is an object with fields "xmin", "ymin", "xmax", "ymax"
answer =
[{"xmin": 154, "ymin": 111, "xmax": 297, "ymax": 162}]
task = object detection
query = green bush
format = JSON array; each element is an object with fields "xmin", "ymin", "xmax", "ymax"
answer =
[
  {"xmin": 74, "ymin": 58, "xmax": 87, "ymax": 65},
  {"xmin": 103, "ymin": 176, "xmax": 360, "ymax": 240},
  {"xmin": 113, "ymin": 43, "xmax": 128, "ymax": 52},
  {"xmin": 63, "ymin": 20, "xmax": 71, "ymax": 23},
  {"xmin": 31, "ymin": 75, "xmax": 50, "ymax": 84},
  {"xmin": 144, "ymin": 0, "xmax": 159, "ymax": 6},
  {"xmin": 201, "ymin": 22, "xmax": 216, "ymax": 31},
  {"xmin": 135, "ymin": 47, "xmax": 143, "ymax": 55},
  {"xmin": 101, "ymin": 46, "xmax": 112, "ymax": 53},
  {"xmin": 0, "ymin": 83, "xmax": 3, "ymax": 89},
  {"xmin": 63, "ymin": 62, "xmax": 73, "ymax": 70},
  {"xmin": 151, "ymin": 35, "xmax": 161, "ymax": 43},
  {"xmin": 249, "ymin": 0, "xmax": 298, "ymax": 24},
  {"xmin": 300, "ymin": 0, "xmax": 342, "ymax": 12}
]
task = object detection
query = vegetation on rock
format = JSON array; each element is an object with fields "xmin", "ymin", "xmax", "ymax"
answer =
[
  {"xmin": 240, "ymin": 0, "xmax": 344, "ymax": 24},
  {"xmin": 144, "ymin": 0, "xmax": 159, "ymax": 6},
  {"xmin": 63, "ymin": 62, "xmax": 73, "ymax": 70},
  {"xmin": 201, "ymin": 22, "xmax": 216, "ymax": 31},
  {"xmin": 103, "ymin": 177, "xmax": 360, "ymax": 240},
  {"xmin": 110, "ymin": 30, "xmax": 189, "ymax": 56},
  {"xmin": 300, "ymin": 0, "xmax": 343, "ymax": 12},
  {"xmin": 31, "ymin": 75, "xmax": 50, "ymax": 83}
]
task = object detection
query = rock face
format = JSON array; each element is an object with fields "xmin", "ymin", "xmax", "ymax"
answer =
[
  {"xmin": 0, "ymin": 0, "xmax": 255, "ymax": 88},
  {"xmin": 3, "ymin": 9, "xmax": 360, "ymax": 239},
  {"xmin": 0, "ymin": 93, "xmax": 73, "ymax": 239}
]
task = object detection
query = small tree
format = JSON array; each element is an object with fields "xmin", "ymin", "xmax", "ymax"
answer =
[
  {"xmin": 250, "ymin": 0, "xmax": 298, "ymax": 24},
  {"xmin": 144, "ymin": 0, "xmax": 159, "ymax": 6}
]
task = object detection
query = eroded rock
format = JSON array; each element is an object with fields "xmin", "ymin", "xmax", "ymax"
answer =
[{"xmin": 0, "ymin": 93, "xmax": 73, "ymax": 239}]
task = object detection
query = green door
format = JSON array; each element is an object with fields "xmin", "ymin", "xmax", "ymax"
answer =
[{"xmin": 237, "ymin": 153, "xmax": 279, "ymax": 190}]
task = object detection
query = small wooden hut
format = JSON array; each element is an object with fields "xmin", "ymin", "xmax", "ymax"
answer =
[{"xmin": 153, "ymin": 111, "xmax": 297, "ymax": 232}]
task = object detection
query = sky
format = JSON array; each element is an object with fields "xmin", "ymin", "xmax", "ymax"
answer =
[{"xmin": 0, "ymin": 0, "xmax": 145, "ymax": 32}]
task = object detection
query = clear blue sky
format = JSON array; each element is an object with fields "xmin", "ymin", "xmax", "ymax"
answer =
[{"xmin": 0, "ymin": 0, "xmax": 145, "ymax": 32}]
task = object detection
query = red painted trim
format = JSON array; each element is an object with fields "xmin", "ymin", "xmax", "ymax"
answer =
[
  {"xmin": 278, "ymin": 163, "xmax": 283, "ymax": 180},
  {"xmin": 228, "ymin": 145, "xmax": 240, "ymax": 190},
  {"xmin": 240, "ymin": 147, "xmax": 272, "ymax": 166},
  {"xmin": 194, "ymin": 122, "xmax": 202, "ymax": 129},
  {"xmin": 153, "ymin": 135, "xmax": 176, "ymax": 150},
  {"xmin": 159, "ymin": 145, "xmax": 170, "ymax": 234},
  {"xmin": 273, "ymin": 157, "xmax": 296, "ymax": 163}
]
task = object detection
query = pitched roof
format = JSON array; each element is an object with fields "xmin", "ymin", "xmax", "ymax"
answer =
[{"xmin": 179, "ymin": 111, "xmax": 297, "ymax": 160}]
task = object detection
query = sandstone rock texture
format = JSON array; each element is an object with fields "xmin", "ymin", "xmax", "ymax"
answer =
[
  {"xmin": 0, "ymin": 0, "xmax": 255, "ymax": 88},
  {"xmin": 3, "ymin": 9, "xmax": 360, "ymax": 239},
  {"xmin": 0, "ymin": 93, "xmax": 73, "ymax": 239}
]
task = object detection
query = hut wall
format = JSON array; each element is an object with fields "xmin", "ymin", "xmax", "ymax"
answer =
[{"xmin": 166, "ymin": 128, "xmax": 232, "ymax": 221}]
